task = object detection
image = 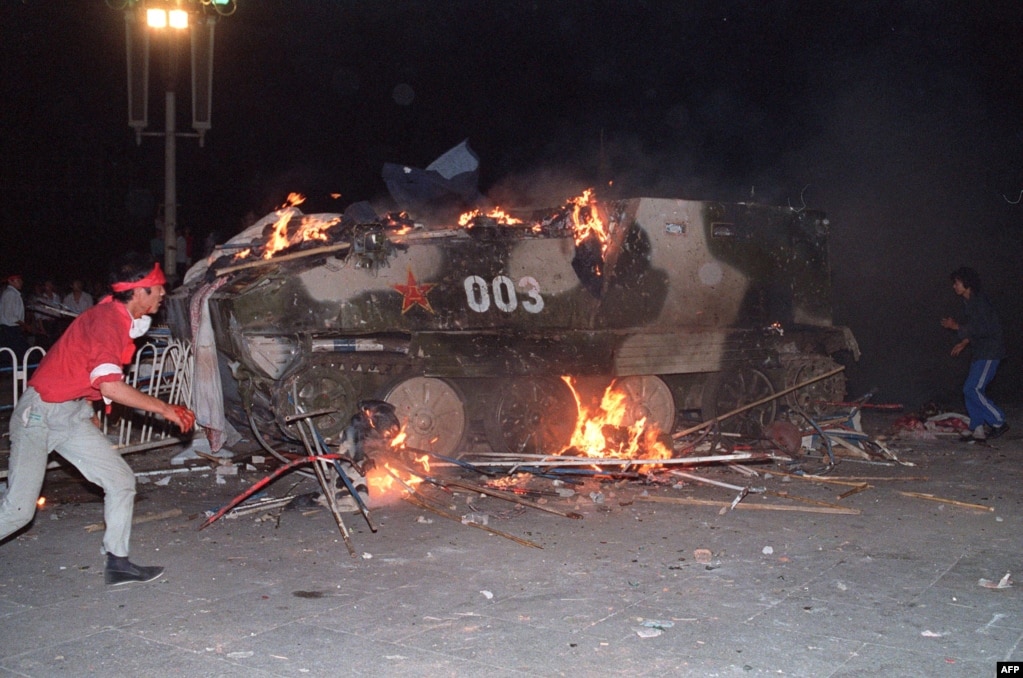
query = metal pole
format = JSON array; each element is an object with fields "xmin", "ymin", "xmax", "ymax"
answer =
[
  {"xmin": 671, "ymin": 365, "xmax": 846, "ymax": 440},
  {"xmin": 164, "ymin": 89, "xmax": 177, "ymax": 278}
]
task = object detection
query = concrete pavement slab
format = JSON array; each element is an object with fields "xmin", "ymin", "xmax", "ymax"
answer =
[
  {"xmin": 2, "ymin": 628, "xmax": 273, "ymax": 678},
  {"xmin": 2, "ymin": 410, "xmax": 1023, "ymax": 677}
]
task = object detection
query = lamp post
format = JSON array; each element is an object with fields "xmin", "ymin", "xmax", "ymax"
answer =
[
  {"xmin": 155, "ymin": 8, "xmax": 186, "ymax": 279},
  {"xmin": 117, "ymin": 0, "xmax": 233, "ymax": 280}
]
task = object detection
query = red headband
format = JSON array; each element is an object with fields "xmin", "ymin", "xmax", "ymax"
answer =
[{"xmin": 111, "ymin": 263, "xmax": 167, "ymax": 292}]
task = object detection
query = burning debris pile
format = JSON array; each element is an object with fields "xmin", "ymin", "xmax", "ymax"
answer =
[
  {"xmin": 191, "ymin": 188, "xmax": 610, "ymax": 285},
  {"xmin": 200, "ymin": 367, "xmax": 909, "ymax": 552}
]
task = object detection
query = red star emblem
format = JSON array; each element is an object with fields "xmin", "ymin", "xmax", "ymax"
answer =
[{"xmin": 393, "ymin": 268, "xmax": 435, "ymax": 314}]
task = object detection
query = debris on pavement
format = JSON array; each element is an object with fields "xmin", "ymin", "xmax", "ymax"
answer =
[
  {"xmin": 634, "ymin": 619, "xmax": 674, "ymax": 638},
  {"xmin": 978, "ymin": 573, "xmax": 1012, "ymax": 589},
  {"xmin": 85, "ymin": 508, "xmax": 182, "ymax": 533},
  {"xmin": 897, "ymin": 491, "xmax": 994, "ymax": 512},
  {"xmin": 891, "ymin": 411, "xmax": 970, "ymax": 440},
  {"xmin": 203, "ymin": 494, "xmax": 297, "ymax": 520},
  {"xmin": 190, "ymin": 381, "xmax": 942, "ymax": 555}
]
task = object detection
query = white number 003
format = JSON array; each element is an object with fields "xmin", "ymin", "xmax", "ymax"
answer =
[{"xmin": 463, "ymin": 275, "xmax": 544, "ymax": 314}]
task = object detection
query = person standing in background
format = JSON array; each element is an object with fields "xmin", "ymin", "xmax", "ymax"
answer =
[
  {"xmin": 0, "ymin": 274, "xmax": 29, "ymax": 360},
  {"xmin": 941, "ymin": 266, "xmax": 1008, "ymax": 442},
  {"xmin": 63, "ymin": 279, "xmax": 94, "ymax": 316}
]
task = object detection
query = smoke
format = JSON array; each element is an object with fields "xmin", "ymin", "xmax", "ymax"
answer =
[
  {"xmin": 781, "ymin": 37, "xmax": 1023, "ymax": 409},
  {"xmin": 7, "ymin": 2, "xmax": 1019, "ymax": 412},
  {"xmin": 474, "ymin": 3, "xmax": 1023, "ymax": 410},
  {"xmin": 485, "ymin": 166, "xmax": 592, "ymax": 212}
]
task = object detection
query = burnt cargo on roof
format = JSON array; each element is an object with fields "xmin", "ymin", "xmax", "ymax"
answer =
[{"xmin": 167, "ymin": 195, "xmax": 859, "ymax": 457}]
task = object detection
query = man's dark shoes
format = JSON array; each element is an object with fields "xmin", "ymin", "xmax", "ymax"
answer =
[
  {"xmin": 105, "ymin": 556, "xmax": 165, "ymax": 586},
  {"xmin": 988, "ymin": 422, "xmax": 1010, "ymax": 440}
]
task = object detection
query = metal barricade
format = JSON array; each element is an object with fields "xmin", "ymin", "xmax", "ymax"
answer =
[
  {"xmin": 0, "ymin": 345, "xmax": 46, "ymax": 413},
  {"xmin": 3, "ymin": 338, "xmax": 194, "ymax": 454},
  {"xmin": 104, "ymin": 337, "xmax": 195, "ymax": 453}
]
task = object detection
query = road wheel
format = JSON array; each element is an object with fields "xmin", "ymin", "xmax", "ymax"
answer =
[
  {"xmin": 783, "ymin": 357, "xmax": 846, "ymax": 416},
  {"xmin": 274, "ymin": 356, "xmax": 360, "ymax": 441},
  {"xmin": 614, "ymin": 375, "xmax": 676, "ymax": 434},
  {"xmin": 703, "ymin": 367, "xmax": 777, "ymax": 437},
  {"xmin": 383, "ymin": 376, "xmax": 467, "ymax": 456},
  {"xmin": 484, "ymin": 377, "xmax": 578, "ymax": 456}
]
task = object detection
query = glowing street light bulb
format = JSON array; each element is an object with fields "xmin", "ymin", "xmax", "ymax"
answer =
[
  {"xmin": 146, "ymin": 8, "xmax": 189, "ymax": 30},
  {"xmin": 169, "ymin": 9, "xmax": 189, "ymax": 29},
  {"xmin": 146, "ymin": 8, "xmax": 167, "ymax": 28}
]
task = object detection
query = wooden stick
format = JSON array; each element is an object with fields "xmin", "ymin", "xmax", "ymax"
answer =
[
  {"xmin": 789, "ymin": 475, "xmax": 929, "ymax": 482},
  {"xmin": 387, "ymin": 456, "xmax": 581, "ymax": 524},
  {"xmin": 214, "ymin": 496, "xmax": 295, "ymax": 519},
  {"xmin": 380, "ymin": 464, "xmax": 542, "ymax": 548},
  {"xmin": 761, "ymin": 490, "xmax": 851, "ymax": 510},
  {"xmin": 769, "ymin": 470, "xmax": 874, "ymax": 487},
  {"xmin": 837, "ymin": 483, "xmax": 871, "ymax": 500},
  {"xmin": 401, "ymin": 489, "xmax": 543, "ymax": 549},
  {"xmin": 829, "ymin": 435, "xmax": 870, "ymax": 459},
  {"xmin": 85, "ymin": 508, "xmax": 182, "ymax": 533},
  {"xmin": 214, "ymin": 242, "xmax": 352, "ymax": 277},
  {"xmin": 727, "ymin": 463, "xmax": 760, "ymax": 477},
  {"xmin": 672, "ymin": 365, "xmax": 846, "ymax": 439},
  {"xmin": 461, "ymin": 452, "xmax": 776, "ymax": 469},
  {"xmin": 897, "ymin": 491, "xmax": 994, "ymax": 512},
  {"xmin": 442, "ymin": 479, "xmax": 583, "ymax": 519},
  {"xmin": 637, "ymin": 495, "xmax": 860, "ymax": 514},
  {"xmin": 669, "ymin": 470, "xmax": 759, "ymax": 493}
]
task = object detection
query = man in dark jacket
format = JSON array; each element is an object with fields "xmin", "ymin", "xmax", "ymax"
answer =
[{"xmin": 940, "ymin": 266, "xmax": 1007, "ymax": 442}]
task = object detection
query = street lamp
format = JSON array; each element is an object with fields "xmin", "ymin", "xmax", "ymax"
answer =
[
  {"xmin": 112, "ymin": 0, "xmax": 235, "ymax": 280},
  {"xmin": 147, "ymin": 8, "xmax": 190, "ymax": 29}
]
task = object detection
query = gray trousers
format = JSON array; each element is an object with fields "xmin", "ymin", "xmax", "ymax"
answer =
[{"xmin": 0, "ymin": 387, "xmax": 136, "ymax": 557}]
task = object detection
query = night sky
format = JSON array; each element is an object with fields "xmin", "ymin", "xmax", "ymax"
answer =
[{"xmin": 1, "ymin": 1, "xmax": 1021, "ymax": 408}]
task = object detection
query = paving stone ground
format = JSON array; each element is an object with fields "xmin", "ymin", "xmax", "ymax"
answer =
[{"xmin": 0, "ymin": 410, "xmax": 1020, "ymax": 677}]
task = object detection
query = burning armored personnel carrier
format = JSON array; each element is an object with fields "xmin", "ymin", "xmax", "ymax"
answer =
[{"xmin": 168, "ymin": 192, "xmax": 859, "ymax": 457}]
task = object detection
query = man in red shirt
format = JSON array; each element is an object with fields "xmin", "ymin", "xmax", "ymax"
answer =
[{"xmin": 0, "ymin": 253, "xmax": 195, "ymax": 586}]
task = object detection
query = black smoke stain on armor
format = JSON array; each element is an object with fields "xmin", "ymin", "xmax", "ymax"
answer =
[
  {"xmin": 571, "ymin": 233, "xmax": 604, "ymax": 297},
  {"xmin": 595, "ymin": 221, "xmax": 668, "ymax": 328},
  {"xmin": 705, "ymin": 205, "xmax": 831, "ymax": 328}
]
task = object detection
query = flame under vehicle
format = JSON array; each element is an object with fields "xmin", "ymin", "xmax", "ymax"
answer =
[{"xmin": 169, "ymin": 195, "xmax": 859, "ymax": 456}]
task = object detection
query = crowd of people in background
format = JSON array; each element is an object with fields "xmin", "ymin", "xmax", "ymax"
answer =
[
  {"xmin": 1, "ymin": 213, "xmax": 244, "ymax": 365},
  {"xmin": 0, "ymin": 275, "xmax": 104, "ymax": 360},
  {"xmin": 0, "ymin": 215, "xmax": 232, "ymax": 363},
  {"xmin": 0, "ymin": 209, "xmax": 335, "ymax": 364}
]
